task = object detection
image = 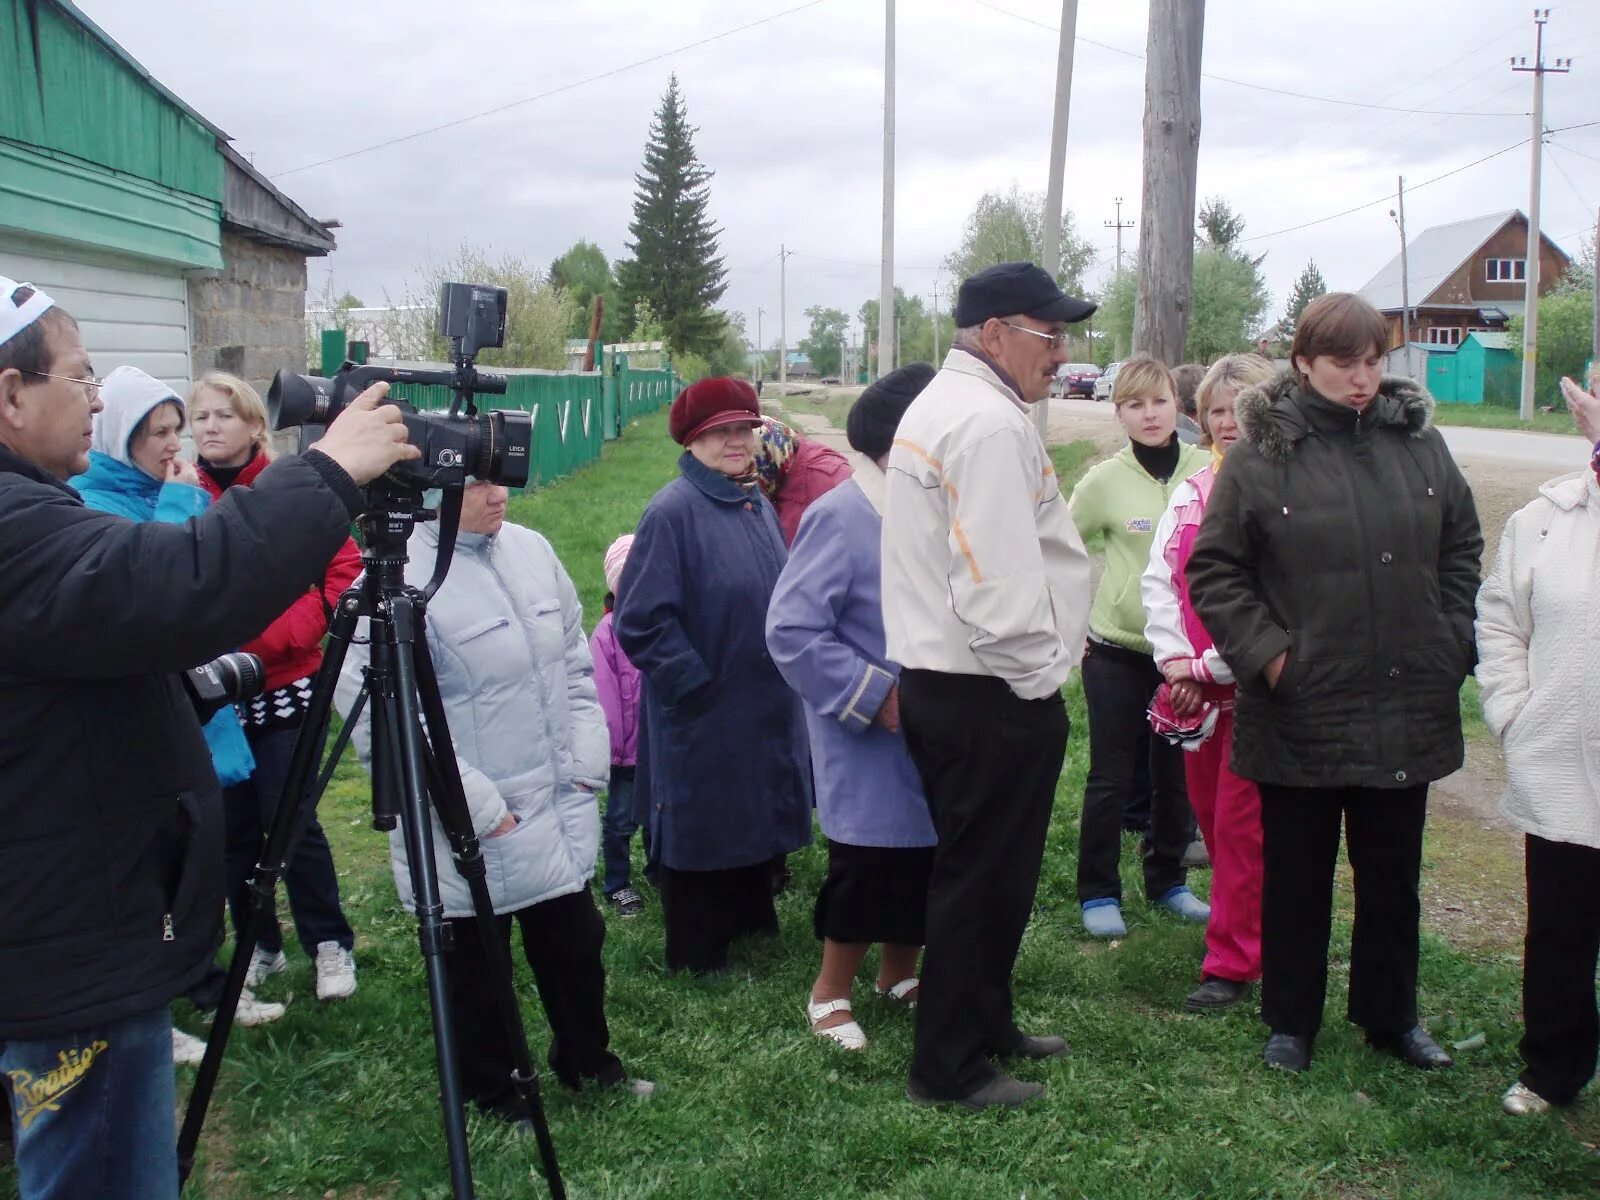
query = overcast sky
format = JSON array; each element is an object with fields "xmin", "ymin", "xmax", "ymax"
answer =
[{"xmin": 87, "ymin": 0, "xmax": 1600, "ymax": 347}]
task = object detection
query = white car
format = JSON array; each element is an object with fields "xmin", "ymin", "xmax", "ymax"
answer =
[{"xmin": 1093, "ymin": 361, "xmax": 1122, "ymax": 402}]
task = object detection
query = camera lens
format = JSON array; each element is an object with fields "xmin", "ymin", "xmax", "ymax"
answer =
[
  {"xmin": 469, "ymin": 410, "xmax": 532, "ymax": 489},
  {"xmin": 211, "ymin": 652, "xmax": 266, "ymax": 700},
  {"xmin": 268, "ymin": 371, "xmax": 336, "ymax": 430}
]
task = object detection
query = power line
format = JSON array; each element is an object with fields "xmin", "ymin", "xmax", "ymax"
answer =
[
  {"xmin": 975, "ymin": 0, "xmax": 1527, "ymax": 117},
  {"xmin": 1551, "ymin": 141, "xmax": 1600, "ymax": 165},
  {"xmin": 1238, "ymin": 137, "xmax": 1531, "ymax": 243},
  {"xmin": 271, "ymin": 0, "xmax": 826, "ymax": 178},
  {"xmin": 1547, "ymin": 145, "xmax": 1594, "ymax": 210}
]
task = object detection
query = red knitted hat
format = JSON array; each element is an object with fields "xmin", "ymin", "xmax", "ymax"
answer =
[{"xmin": 668, "ymin": 377, "xmax": 761, "ymax": 445}]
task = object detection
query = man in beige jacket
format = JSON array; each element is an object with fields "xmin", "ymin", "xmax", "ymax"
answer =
[{"xmin": 883, "ymin": 261, "xmax": 1094, "ymax": 1110}]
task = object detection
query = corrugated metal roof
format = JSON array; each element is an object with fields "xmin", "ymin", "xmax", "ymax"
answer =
[
  {"xmin": 1357, "ymin": 211, "xmax": 1521, "ymax": 311},
  {"xmin": 1467, "ymin": 332, "xmax": 1512, "ymax": 350}
]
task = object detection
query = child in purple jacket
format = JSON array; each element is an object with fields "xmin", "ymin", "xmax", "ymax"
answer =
[{"xmin": 591, "ymin": 534, "xmax": 647, "ymax": 915}]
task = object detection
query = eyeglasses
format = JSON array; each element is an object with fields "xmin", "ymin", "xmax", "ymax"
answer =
[
  {"xmin": 1001, "ymin": 322, "xmax": 1069, "ymax": 349},
  {"xmin": 23, "ymin": 369, "xmax": 102, "ymax": 393}
]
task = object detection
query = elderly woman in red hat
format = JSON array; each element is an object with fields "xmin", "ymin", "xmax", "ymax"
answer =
[{"xmin": 614, "ymin": 378, "xmax": 813, "ymax": 973}]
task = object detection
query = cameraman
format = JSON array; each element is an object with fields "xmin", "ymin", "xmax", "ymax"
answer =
[{"xmin": 0, "ymin": 277, "xmax": 417, "ymax": 1200}]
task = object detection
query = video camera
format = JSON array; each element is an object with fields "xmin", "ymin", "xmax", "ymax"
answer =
[
  {"xmin": 267, "ymin": 283, "xmax": 532, "ymax": 493},
  {"xmin": 184, "ymin": 651, "xmax": 265, "ymax": 722}
]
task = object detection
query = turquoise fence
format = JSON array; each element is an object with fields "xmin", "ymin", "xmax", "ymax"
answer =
[{"xmin": 385, "ymin": 356, "xmax": 677, "ymax": 491}]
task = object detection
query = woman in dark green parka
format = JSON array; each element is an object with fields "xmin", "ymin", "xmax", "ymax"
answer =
[{"xmin": 1187, "ymin": 292, "xmax": 1483, "ymax": 1076}]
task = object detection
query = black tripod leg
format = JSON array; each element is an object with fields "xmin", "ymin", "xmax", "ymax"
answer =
[
  {"xmin": 411, "ymin": 620, "xmax": 567, "ymax": 1200},
  {"xmin": 385, "ymin": 592, "xmax": 477, "ymax": 1200},
  {"xmin": 178, "ymin": 590, "xmax": 365, "ymax": 1185}
]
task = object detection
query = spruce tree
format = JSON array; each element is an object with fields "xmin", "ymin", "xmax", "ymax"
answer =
[
  {"xmin": 616, "ymin": 75, "xmax": 727, "ymax": 356},
  {"xmin": 1283, "ymin": 259, "xmax": 1327, "ymax": 339}
]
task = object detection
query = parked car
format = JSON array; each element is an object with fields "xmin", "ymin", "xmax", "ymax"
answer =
[
  {"xmin": 1050, "ymin": 363, "xmax": 1100, "ymax": 399},
  {"xmin": 1092, "ymin": 361, "xmax": 1122, "ymax": 402}
]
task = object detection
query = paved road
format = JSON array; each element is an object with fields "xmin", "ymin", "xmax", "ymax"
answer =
[{"xmin": 1044, "ymin": 396, "xmax": 1589, "ymax": 471}]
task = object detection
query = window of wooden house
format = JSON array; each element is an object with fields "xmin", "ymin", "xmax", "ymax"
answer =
[
  {"xmin": 1486, "ymin": 258, "xmax": 1527, "ymax": 283},
  {"xmin": 1427, "ymin": 327, "xmax": 1463, "ymax": 346}
]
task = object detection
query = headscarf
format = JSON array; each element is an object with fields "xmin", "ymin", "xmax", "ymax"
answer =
[{"xmin": 752, "ymin": 415, "xmax": 799, "ymax": 499}]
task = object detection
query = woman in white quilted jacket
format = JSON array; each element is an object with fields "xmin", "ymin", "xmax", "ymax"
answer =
[{"xmin": 1476, "ymin": 370, "xmax": 1600, "ymax": 1117}]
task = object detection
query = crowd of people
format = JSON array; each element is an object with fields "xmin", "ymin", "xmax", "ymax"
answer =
[{"xmin": 3, "ymin": 262, "xmax": 1600, "ymax": 1195}]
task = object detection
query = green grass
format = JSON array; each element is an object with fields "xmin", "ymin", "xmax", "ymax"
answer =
[
  {"xmin": 767, "ymin": 388, "xmax": 859, "ymax": 431},
  {"xmin": 1460, "ymin": 677, "xmax": 1489, "ymax": 743},
  {"xmin": 1432, "ymin": 404, "xmax": 1580, "ymax": 435},
  {"xmin": 12, "ymin": 417, "xmax": 1594, "ymax": 1200}
]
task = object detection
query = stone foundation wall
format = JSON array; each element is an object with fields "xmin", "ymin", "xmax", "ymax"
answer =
[{"xmin": 188, "ymin": 233, "xmax": 310, "ymax": 396}]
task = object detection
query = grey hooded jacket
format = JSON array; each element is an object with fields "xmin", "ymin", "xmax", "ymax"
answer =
[
  {"xmin": 1186, "ymin": 370, "xmax": 1483, "ymax": 790},
  {"xmin": 336, "ymin": 521, "xmax": 609, "ymax": 918}
]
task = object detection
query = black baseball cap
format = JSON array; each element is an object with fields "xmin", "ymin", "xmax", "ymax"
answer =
[{"xmin": 953, "ymin": 261, "xmax": 1097, "ymax": 327}]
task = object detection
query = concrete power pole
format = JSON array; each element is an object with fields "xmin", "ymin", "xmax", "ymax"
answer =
[
  {"xmin": 1389, "ymin": 178, "xmax": 1414, "ymax": 381},
  {"xmin": 931, "ymin": 279, "xmax": 942, "ymax": 362},
  {"xmin": 1593, "ymin": 206, "xmax": 1599, "ymax": 369},
  {"xmin": 1133, "ymin": 0, "xmax": 1205, "ymax": 365},
  {"xmin": 1511, "ymin": 9, "xmax": 1570, "ymax": 421},
  {"xmin": 1105, "ymin": 196, "xmax": 1135, "ymax": 274},
  {"xmin": 878, "ymin": 0, "xmax": 896, "ymax": 379},
  {"xmin": 1037, "ymin": 0, "xmax": 1078, "ymax": 439},
  {"xmin": 779, "ymin": 244, "xmax": 795, "ymax": 387},
  {"xmin": 755, "ymin": 306, "xmax": 765, "ymax": 380}
]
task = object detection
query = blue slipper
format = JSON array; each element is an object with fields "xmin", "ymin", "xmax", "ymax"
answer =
[
  {"xmin": 1156, "ymin": 886, "xmax": 1210, "ymax": 923},
  {"xmin": 1081, "ymin": 899, "xmax": 1127, "ymax": 938}
]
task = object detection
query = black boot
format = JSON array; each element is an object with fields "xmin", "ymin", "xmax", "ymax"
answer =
[
  {"xmin": 1366, "ymin": 1025, "xmax": 1453, "ymax": 1070},
  {"xmin": 1263, "ymin": 1032, "xmax": 1312, "ymax": 1073}
]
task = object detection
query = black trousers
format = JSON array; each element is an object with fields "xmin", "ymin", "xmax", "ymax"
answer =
[
  {"xmin": 901, "ymin": 669, "xmax": 1070, "ymax": 1100},
  {"xmin": 443, "ymin": 889, "xmax": 623, "ymax": 1109},
  {"xmin": 1259, "ymin": 783, "xmax": 1427, "ymax": 1040},
  {"xmin": 1077, "ymin": 640, "xmax": 1193, "ymax": 904},
  {"xmin": 1520, "ymin": 834, "xmax": 1600, "ymax": 1105},
  {"xmin": 658, "ymin": 862, "xmax": 779, "ymax": 974}
]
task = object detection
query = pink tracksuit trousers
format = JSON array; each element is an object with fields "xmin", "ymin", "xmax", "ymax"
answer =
[{"xmin": 1185, "ymin": 707, "xmax": 1262, "ymax": 983}]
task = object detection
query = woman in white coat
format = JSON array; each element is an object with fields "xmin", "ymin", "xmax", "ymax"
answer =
[
  {"xmin": 1476, "ymin": 370, "xmax": 1600, "ymax": 1116},
  {"xmin": 337, "ymin": 481, "xmax": 649, "ymax": 1121}
]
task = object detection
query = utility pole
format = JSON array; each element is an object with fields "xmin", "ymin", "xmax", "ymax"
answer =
[
  {"xmin": 931, "ymin": 279, "xmax": 942, "ymax": 362},
  {"xmin": 1512, "ymin": 9, "xmax": 1571, "ymax": 421},
  {"xmin": 1105, "ymin": 197, "xmax": 1135, "ymax": 274},
  {"xmin": 779, "ymin": 245, "xmax": 796, "ymax": 388},
  {"xmin": 1036, "ymin": 0, "xmax": 1078, "ymax": 438},
  {"xmin": 878, "ymin": 0, "xmax": 896, "ymax": 379},
  {"xmin": 1133, "ymin": 0, "xmax": 1205, "ymax": 365},
  {"xmin": 1389, "ymin": 178, "xmax": 1414, "ymax": 381},
  {"xmin": 756, "ymin": 306, "xmax": 765, "ymax": 380},
  {"xmin": 1592, "ymin": 206, "xmax": 1599, "ymax": 369}
]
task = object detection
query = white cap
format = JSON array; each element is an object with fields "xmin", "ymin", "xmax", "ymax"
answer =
[{"xmin": 0, "ymin": 275, "xmax": 57, "ymax": 347}]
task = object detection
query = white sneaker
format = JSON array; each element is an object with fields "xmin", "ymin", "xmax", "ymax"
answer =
[
  {"xmin": 172, "ymin": 1028, "xmax": 208, "ymax": 1066},
  {"xmin": 314, "ymin": 941, "xmax": 357, "ymax": 1001},
  {"xmin": 1502, "ymin": 1080, "xmax": 1553, "ymax": 1115},
  {"xmin": 244, "ymin": 947, "xmax": 288, "ymax": 989},
  {"xmin": 236, "ymin": 987, "xmax": 287, "ymax": 1026}
]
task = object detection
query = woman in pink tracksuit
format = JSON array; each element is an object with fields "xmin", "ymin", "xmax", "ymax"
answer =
[{"xmin": 1141, "ymin": 353, "xmax": 1275, "ymax": 1013}]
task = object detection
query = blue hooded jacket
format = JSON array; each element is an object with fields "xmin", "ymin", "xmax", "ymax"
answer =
[{"xmin": 69, "ymin": 370, "xmax": 256, "ymax": 787}]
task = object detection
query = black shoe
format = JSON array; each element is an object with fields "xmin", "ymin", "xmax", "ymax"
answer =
[
  {"xmin": 907, "ymin": 1073, "xmax": 1045, "ymax": 1110},
  {"xmin": 1366, "ymin": 1025, "xmax": 1454, "ymax": 1070},
  {"xmin": 995, "ymin": 1034, "xmax": 1070, "ymax": 1061},
  {"xmin": 1263, "ymin": 1032, "xmax": 1312, "ymax": 1073},
  {"xmin": 606, "ymin": 886, "xmax": 645, "ymax": 917},
  {"xmin": 1184, "ymin": 977, "xmax": 1250, "ymax": 1011}
]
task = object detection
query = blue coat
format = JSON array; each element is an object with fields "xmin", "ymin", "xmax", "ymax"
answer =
[
  {"xmin": 766, "ymin": 475, "xmax": 936, "ymax": 848},
  {"xmin": 616, "ymin": 451, "xmax": 813, "ymax": 871},
  {"xmin": 71, "ymin": 452, "xmax": 257, "ymax": 788}
]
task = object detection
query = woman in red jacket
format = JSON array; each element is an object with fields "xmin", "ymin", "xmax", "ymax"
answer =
[{"xmin": 189, "ymin": 372, "xmax": 361, "ymax": 1002}]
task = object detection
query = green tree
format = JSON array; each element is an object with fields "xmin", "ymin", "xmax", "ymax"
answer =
[
  {"xmin": 1282, "ymin": 258, "xmax": 1327, "ymax": 342},
  {"xmin": 1183, "ymin": 247, "xmax": 1272, "ymax": 363},
  {"xmin": 383, "ymin": 243, "xmax": 577, "ymax": 369},
  {"xmin": 1197, "ymin": 197, "xmax": 1246, "ymax": 253},
  {"xmin": 943, "ymin": 185, "xmax": 1096, "ymax": 298},
  {"xmin": 799, "ymin": 306, "xmax": 849, "ymax": 377},
  {"xmin": 1094, "ymin": 266, "xmax": 1138, "ymax": 363},
  {"xmin": 1553, "ymin": 230, "xmax": 1596, "ymax": 299},
  {"xmin": 1507, "ymin": 290, "xmax": 1596, "ymax": 405},
  {"xmin": 859, "ymin": 288, "xmax": 946, "ymax": 373},
  {"xmin": 549, "ymin": 240, "xmax": 626, "ymax": 344},
  {"xmin": 615, "ymin": 74, "xmax": 727, "ymax": 357}
]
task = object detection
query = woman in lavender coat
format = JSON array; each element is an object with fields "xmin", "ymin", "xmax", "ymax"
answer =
[{"xmin": 766, "ymin": 365, "xmax": 938, "ymax": 1052}]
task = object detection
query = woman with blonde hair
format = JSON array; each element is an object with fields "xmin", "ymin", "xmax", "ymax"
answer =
[
  {"xmin": 1142, "ymin": 353, "xmax": 1274, "ymax": 1012},
  {"xmin": 190, "ymin": 372, "xmax": 364, "ymax": 1003}
]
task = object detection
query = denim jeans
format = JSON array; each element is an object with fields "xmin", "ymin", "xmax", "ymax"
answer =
[
  {"xmin": 224, "ymin": 723, "xmax": 355, "ymax": 956},
  {"xmin": 3, "ymin": 1005, "xmax": 177, "ymax": 1200},
  {"xmin": 600, "ymin": 766, "xmax": 648, "ymax": 896}
]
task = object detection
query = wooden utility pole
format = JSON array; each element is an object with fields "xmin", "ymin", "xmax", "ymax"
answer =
[
  {"xmin": 1037, "ymin": 0, "xmax": 1077, "ymax": 437},
  {"xmin": 1132, "ymin": 0, "xmax": 1205, "ymax": 365},
  {"xmin": 878, "ymin": 0, "xmax": 896, "ymax": 379},
  {"xmin": 1511, "ymin": 9, "xmax": 1570, "ymax": 420},
  {"xmin": 1390, "ymin": 178, "xmax": 1414, "ymax": 381},
  {"xmin": 582, "ymin": 294, "xmax": 603, "ymax": 372}
]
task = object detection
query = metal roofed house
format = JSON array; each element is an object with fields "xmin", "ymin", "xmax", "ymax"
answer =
[
  {"xmin": 1357, "ymin": 210, "xmax": 1570, "ymax": 353},
  {"xmin": 1, "ymin": 0, "xmax": 335, "ymax": 393}
]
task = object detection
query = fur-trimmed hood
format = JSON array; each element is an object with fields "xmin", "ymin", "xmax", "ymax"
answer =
[{"xmin": 1235, "ymin": 368, "xmax": 1435, "ymax": 463}]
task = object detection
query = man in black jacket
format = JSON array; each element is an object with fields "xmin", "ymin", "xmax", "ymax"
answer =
[{"xmin": 0, "ymin": 277, "xmax": 417, "ymax": 1200}]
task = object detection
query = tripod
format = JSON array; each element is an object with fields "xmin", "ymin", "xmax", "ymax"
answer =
[{"xmin": 178, "ymin": 487, "xmax": 565, "ymax": 1200}]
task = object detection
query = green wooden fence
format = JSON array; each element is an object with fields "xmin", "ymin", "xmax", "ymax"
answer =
[{"xmin": 385, "ymin": 357, "xmax": 677, "ymax": 491}]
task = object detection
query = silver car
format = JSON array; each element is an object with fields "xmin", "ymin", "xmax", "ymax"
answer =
[{"xmin": 1092, "ymin": 361, "xmax": 1122, "ymax": 402}]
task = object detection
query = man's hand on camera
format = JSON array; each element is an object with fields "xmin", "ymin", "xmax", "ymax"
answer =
[
  {"xmin": 315, "ymin": 382, "xmax": 421, "ymax": 485},
  {"xmin": 166, "ymin": 457, "xmax": 202, "ymax": 489}
]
